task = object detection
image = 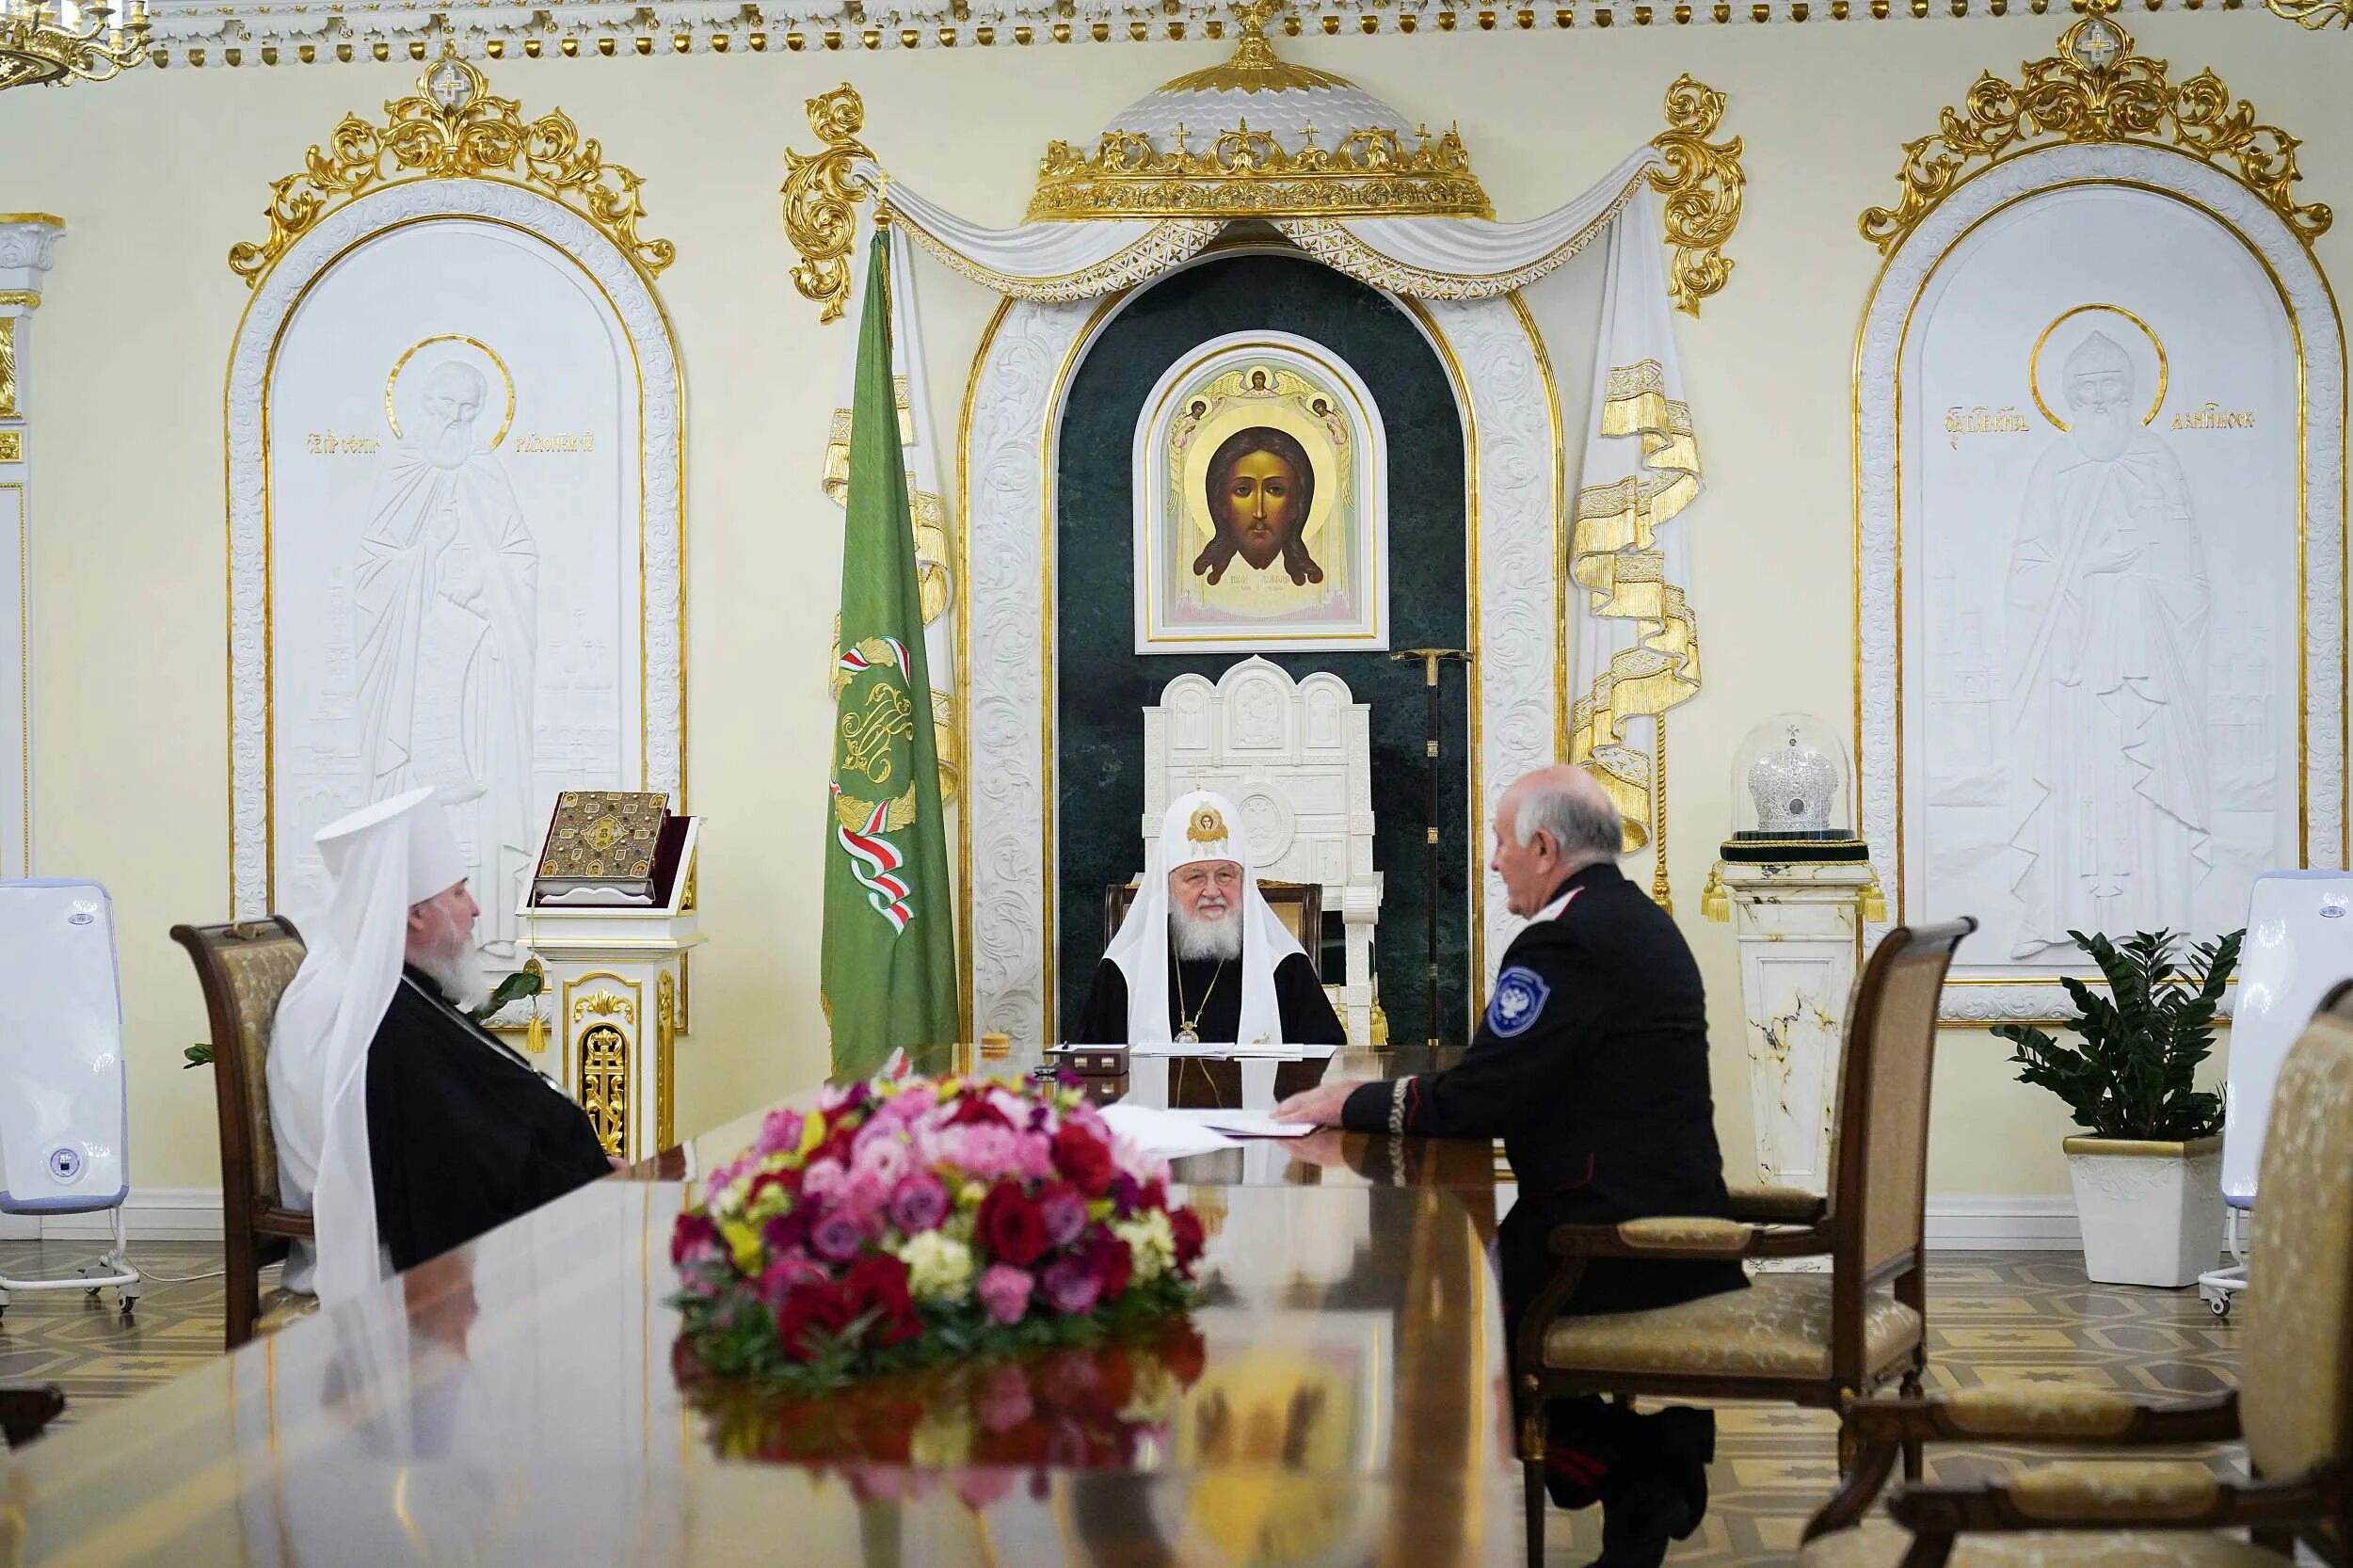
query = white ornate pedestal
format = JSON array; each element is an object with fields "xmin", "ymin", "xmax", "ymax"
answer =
[
  {"xmin": 1705, "ymin": 859, "xmax": 1881, "ymax": 1194},
  {"xmin": 516, "ymin": 824, "xmax": 702, "ymax": 1163}
]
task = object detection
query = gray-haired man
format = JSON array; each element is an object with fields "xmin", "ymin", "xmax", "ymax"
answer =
[{"xmin": 1275, "ymin": 763, "xmax": 1745, "ymax": 1565}]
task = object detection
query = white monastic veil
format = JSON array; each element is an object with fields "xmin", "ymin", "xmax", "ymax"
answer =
[
  {"xmin": 1100, "ymin": 790, "xmax": 1303, "ymax": 1046},
  {"xmin": 268, "ymin": 786, "xmax": 465, "ymax": 1304}
]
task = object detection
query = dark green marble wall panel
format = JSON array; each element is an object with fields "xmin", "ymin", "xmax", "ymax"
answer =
[{"xmin": 1053, "ymin": 253, "xmax": 1473, "ymax": 1047}]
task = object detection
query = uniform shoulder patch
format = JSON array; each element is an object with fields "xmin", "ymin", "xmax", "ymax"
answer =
[{"xmin": 1485, "ymin": 965, "xmax": 1551, "ymax": 1039}]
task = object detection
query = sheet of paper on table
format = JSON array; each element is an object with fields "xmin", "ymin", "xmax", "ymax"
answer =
[
  {"xmin": 1098, "ymin": 1103, "xmax": 1241, "ymax": 1160},
  {"xmin": 1195, "ymin": 1111, "xmax": 1315, "ymax": 1139}
]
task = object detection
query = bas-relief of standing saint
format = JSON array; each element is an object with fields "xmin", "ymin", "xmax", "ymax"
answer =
[
  {"xmin": 354, "ymin": 359, "xmax": 540, "ymax": 958},
  {"xmin": 2004, "ymin": 330, "xmax": 2211, "ymax": 956}
]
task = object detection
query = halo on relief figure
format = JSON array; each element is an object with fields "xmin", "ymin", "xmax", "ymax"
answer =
[
  {"xmin": 2026, "ymin": 304, "xmax": 2168, "ymax": 434},
  {"xmin": 384, "ymin": 333, "xmax": 519, "ymax": 450}
]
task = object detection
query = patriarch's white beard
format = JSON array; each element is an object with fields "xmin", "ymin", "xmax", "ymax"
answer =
[
  {"xmin": 413, "ymin": 941, "xmax": 488, "ymax": 1016},
  {"xmin": 1170, "ymin": 904, "xmax": 1243, "ymax": 962}
]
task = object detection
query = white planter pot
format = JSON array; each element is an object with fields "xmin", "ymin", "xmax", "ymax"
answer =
[{"xmin": 2063, "ymin": 1136, "xmax": 2227, "ymax": 1288}]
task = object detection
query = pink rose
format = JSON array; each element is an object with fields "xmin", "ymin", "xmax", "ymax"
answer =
[
  {"xmin": 809, "ymin": 1206, "xmax": 866, "ymax": 1263},
  {"xmin": 977, "ymin": 1263, "xmax": 1034, "ymax": 1325},
  {"xmin": 1014, "ymin": 1130, "xmax": 1059, "ymax": 1183},
  {"xmin": 1041, "ymin": 1255, "xmax": 1101, "ymax": 1317},
  {"xmin": 1037, "ymin": 1184, "xmax": 1087, "ymax": 1249},
  {"xmin": 840, "ymin": 1169, "xmax": 893, "ymax": 1231},
  {"xmin": 889, "ymin": 1173, "xmax": 950, "ymax": 1233},
  {"xmin": 949, "ymin": 1125, "xmax": 1020, "ymax": 1182},
  {"xmin": 956, "ymin": 1471, "xmax": 1017, "ymax": 1512},
  {"xmin": 800, "ymin": 1158, "xmax": 847, "ymax": 1203},
  {"xmin": 759, "ymin": 1109, "xmax": 805, "ymax": 1156},
  {"xmin": 759, "ymin": 1254, "xmax": 827, "ymax": 1306}
]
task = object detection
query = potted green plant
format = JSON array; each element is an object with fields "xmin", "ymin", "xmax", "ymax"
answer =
[{"xmin": 1992, "ymin": 929, "xmax": 2239, "ymax": 1288}]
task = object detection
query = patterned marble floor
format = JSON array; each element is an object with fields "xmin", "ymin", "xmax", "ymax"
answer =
[{"xmin": 0, "ymin": 1245, "xmax": 2242, "ymax": 1563}]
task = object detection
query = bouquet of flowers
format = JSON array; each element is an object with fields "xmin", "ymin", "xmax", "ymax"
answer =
[{"xmin": 671, "ymin": 1073, "xmax": 1206, "ymax": 1390}]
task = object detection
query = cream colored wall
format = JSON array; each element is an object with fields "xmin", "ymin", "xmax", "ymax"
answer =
[{"xmin": 0, "ymin": 8, "xmax": 2327, "ymax": 1204}]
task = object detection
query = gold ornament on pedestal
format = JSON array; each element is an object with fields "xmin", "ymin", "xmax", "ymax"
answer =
[{"xmin": 0, "ymin": 0, "xmax": 148, "ymax": 88}]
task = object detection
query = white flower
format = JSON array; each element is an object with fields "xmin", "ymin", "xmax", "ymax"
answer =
[
  {"xmin": 893, "ymin": 1231, "xmax": 976, "ymax": 1303},
  {"xmin": 1113, "ymin": 1209, "xmax": 1176, "ymax": 1284}
]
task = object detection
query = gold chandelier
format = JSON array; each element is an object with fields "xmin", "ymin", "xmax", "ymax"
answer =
[{"xmin": 0, "ymin": 0, "xmax": 149, "ymax": 89}]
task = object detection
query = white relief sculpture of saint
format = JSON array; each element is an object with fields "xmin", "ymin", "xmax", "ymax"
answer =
[
  {"xmin": 354, "ymin": 360, "xmax": 540, "ymax": 959},
  {"xmin": 2004, "ymin": 330, "xmax": 2212, "ymax": 956}
]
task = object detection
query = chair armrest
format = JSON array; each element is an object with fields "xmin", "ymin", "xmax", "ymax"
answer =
[
  {"xmin": 1724, "ymin": 1184, "xmax": 1828, "ymax": 1224},
  {"xmin": 1891, "ymin": 1461, "xmax": 2333, "ymax": 1536},
  {"xmin": 1801, "ymin": 1392, "xmax": 2242, "ymax": 1542}
]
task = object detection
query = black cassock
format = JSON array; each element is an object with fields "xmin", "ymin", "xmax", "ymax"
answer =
[
  {"xmin": 1067, "ymin": 952, "xmax": 1345, "ymax": 1047},
  {"xmin": 367, "ymin": 968, "xmax": 615, "ymax": 1272}
]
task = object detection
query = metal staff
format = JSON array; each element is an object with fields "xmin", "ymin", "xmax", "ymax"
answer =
[{"xmin": 1391, "ymin": 648, "xmax": 1473, "ymax": 1048}]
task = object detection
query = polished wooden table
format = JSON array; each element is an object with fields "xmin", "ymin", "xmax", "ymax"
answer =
[{"xmin": 1, "ymin": 1048, "xmax": 1523, "ymax": 1568}]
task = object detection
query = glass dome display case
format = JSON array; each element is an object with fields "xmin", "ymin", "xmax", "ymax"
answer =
[{"xmin": 1725, "ymin": 712, "xmax": 1865, "ymax": 861}]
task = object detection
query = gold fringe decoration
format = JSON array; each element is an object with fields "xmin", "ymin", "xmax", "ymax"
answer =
[{"xmin": 1565, "ymin": 359, "xmax": 1703, "ymax": 855}]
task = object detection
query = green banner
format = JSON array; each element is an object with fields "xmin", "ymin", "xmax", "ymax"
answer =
[{"xmin": 821, "ymin": 229, "xmax": 959, "ymax": 1079}]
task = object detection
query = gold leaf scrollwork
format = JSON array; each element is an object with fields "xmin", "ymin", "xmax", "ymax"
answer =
[
  {"xmin": 2263, "ymin": 0, "xmax": 2353, "ymax": 28},
  {"xmin": 781, "ymin": 84, "xmax": 879, "ymax": 325},
  {"xmin": 1647, "ymin": 74, "xmax": 1744, "ymax": 319},
  {"xmin": 228, "ymin": 44, "xmax": 674, "ymax": 288},
  {"xmin": 1859, "ymin": 6, "xmax": 2331, "ymax": 255}
]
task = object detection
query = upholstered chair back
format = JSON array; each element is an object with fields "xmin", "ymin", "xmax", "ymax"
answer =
[
  {"xmin": 1833, "ymin": 920, "xmax": 1975, "ymax": 1280},
  {"xmin": 2242, "ymin": 984, "xmax": 2353, "ymax": 1484},
  {"xmin": 176, "ymin": 919, "xmax": 307, "ymax": 1208}
]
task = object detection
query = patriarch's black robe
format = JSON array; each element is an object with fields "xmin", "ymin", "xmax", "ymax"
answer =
[{"xmin": 366, "ymin": 967, "xmax": 615, "ymax": 1272}]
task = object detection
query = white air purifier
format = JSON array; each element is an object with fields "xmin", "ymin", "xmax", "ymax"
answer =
[
  {"xmin": 0, "ymin": 879, "xmax": 141, "ymax": 1314},
  {"xmin": 2197, "ymin": 870, "xmax": 2353, "ymax": 1320}
]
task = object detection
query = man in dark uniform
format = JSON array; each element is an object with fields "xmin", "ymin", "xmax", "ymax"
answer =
[{"xmin": 1274, "ymin": 763, "xmax": 1744, "ymax": 1566}]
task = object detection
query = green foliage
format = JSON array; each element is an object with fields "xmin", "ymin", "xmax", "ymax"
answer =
[
  {"xmin": 672, "ymin": 1274, "xmax": 1200, "ymax": 1396},
  {"xmin": 469, "ymin": 968, "xmax": 544, "ymax": 1024},
  {"xmin": 184, "ymin": 1042, "xmax": 215, "ymax": 1070},
  {"xmin": 1991, "ymin": 928, "xmax": 2240, "ymax": 1141}
]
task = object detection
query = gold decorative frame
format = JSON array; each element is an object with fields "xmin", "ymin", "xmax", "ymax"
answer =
[
  {"xmin": 229, "ymin": 45, "xmax": 674, "ymax": 288},
  {"xmin": 1851, "ymin": 0, "xmax": 2348, "ymax": 1023},
  {"xmin": 1650, "ymin": 74, "xmax": 1743, "ymax": 317},
  {"xmin": 1858, "ymin": 5, "xmax": 2330, "ymax": 256},
  {"xmin": 780, "ymin": 85, "xmax": 876, "ymax": 326},
  {"xmin": 223, "ymin": 50, "xmax": 689, "ymax": 938},
  {"xmin": 565, "ymin": 971, "xmax": 641, "ymax": 1159}
]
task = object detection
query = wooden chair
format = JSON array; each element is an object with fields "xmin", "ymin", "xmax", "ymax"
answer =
[
  {"xmin": 1512, "ymin": 918, "xmax": 1976, "ymax": 1568},
  {"xmin": 0, "ymin": 1382, "xmax": 63, "ymax": 1447},
  {"xmin": 168, "ymin": 918, "xmax": 318, "ymax": 1350},
  {"xmin": 1102, "ymin": 880, "xmax": 1323, "ymax": 977},
  {"xmin": 1799, "ymin": 980, "xmax": 2353, "ymax": 1568}
]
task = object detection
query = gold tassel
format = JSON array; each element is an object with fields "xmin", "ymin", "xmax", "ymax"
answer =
[
  {"xmin": 1861, "ymin": 875, "xmax": 1886, "ymax": 924},
  {"xmin": 1700, "ymin": 864, "xmax": 1730, "ymax": 922},
  {"xmin": 526, "ymin": 1007, "xmax": 548, "ymax": 1055}
]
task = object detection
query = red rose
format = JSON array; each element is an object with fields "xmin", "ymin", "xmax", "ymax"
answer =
[
  {"xmin": 669, "ymin": 1211, "xmax": 716, "ymax": 1266},
  {"xmin": 843, "ymin": 1251, "xmax": 920, "ymax": 1345},
  {"xmin": 773, "ymin": 1279, "xmax": 856, "ymax": 1360},
  {"xmin": 1051, "ymin": 1123, "xmax": 1115, "ymax": 1196},
  {"xmin": 1169, "ymin": 1206, "xmax": 1206, "ymax": 1269},
  {"xmin": 1090, "ymin": 1232, "xmax": 1133, "ymax": 1300},
  {"xmin": 978, "ymin": 1181, "xmax": 1050, "ymax": 1267},
  {"xmin": 1140, "ymin": 1178, "xmax": 1168, "ymax": 1211}
]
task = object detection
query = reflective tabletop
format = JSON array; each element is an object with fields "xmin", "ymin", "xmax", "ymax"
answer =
[{"xmin": 3, "ymin": 1051, "xmax": 1521, "ymax": 1568}]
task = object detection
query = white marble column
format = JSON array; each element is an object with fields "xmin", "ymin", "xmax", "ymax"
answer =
[{"xmin": 0, "ymin": 215, "xmax": 65, "ymax": 882}]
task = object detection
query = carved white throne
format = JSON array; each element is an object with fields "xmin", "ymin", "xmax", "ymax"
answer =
[{"xmin": 1143, "ymin": 657, "xmax": 1382, "ymax": 1044}]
